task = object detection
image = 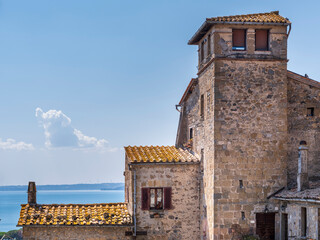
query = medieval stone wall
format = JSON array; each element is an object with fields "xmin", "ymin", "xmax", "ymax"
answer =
[
  {"xmin": 212, "ymin": 59, "xmax": 288, "ymax": 238},
  {"xmin": 22, "ymin": 226, "xmax": 131, "ymax": 240},
  {"xmin": 280, "ymin": 201, "xmax": 318, "ymax": 239},
  {"xmin": 131, "ymin": 163, "xmax": 200, "ymax": 240},
  {"xmin": 287, "ymin": 77, "xmax": 320, "ymax": 187}
]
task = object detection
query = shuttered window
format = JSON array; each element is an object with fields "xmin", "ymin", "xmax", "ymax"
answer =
[
  {"xmin": 164, "ymin": 187, "xmax": 172, "ymax": 210},
  {"xmin": 141, "ymin": 188, "xmax": 150, "ymax": 210},
  {"xmin": 232, "ymin": 29, "xmax": 246, "ymax": 50},
  {"xmin": 255, "ymin": 29, "xmax": 269, "ymax": 51},
  {"xmin": 141, "ymin": 187, "xmax": 172, "ymax": 210}
]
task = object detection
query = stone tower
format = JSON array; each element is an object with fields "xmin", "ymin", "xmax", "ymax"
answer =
[{"xmin": 177, "ymin": 12, "xmax": 291, "ymax": 239}]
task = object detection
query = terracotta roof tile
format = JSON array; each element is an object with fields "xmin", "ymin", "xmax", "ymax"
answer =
[
  {"xmin": 207, "ymin": 11, "xmax": 290, "ymax": 24},
  {"xmin": 189, "ymin": 11, "xmax": 290, "ymax": 45},
  {"xmin": 273, "ymin": 182, "xmax": 320, "ymax": 201},
  {"xmin": 125, "ymin": 146, "xmax": 199, "ymax": 163},
  {"xmin": 17, "ymin": 203, "xmax": 132, "ymax": 226}
]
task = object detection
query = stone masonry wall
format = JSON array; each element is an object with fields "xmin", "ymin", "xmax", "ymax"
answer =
[
  {"xmin": 132, "ymin": 163, "xmax": 200, "ymax": 240},
  {"xmin": 287, "ymin": 77, "xmax": 320, "ymax": 187},
  {"xmin": 22, "ymin": 226, "xmax": 131, "ymax": 240},
  {"xmin": 176, "ymin": 62, "xmax": 214, "ymax": 239},
  {"xmin": 213, "ymin": 59, "xmax": 288, "ymax": 239},
  {"xmin": 280, "ymin": 201, "xmax": 318, "ymax": 239}
]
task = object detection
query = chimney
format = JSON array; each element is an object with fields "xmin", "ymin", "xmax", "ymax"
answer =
[
  {"xmin": 28, "ymin": 181, "xmax": 37, "ymax": 205},
  {"xmin": 297, "ymin": 141, "xmax": 309, "ymax": 191}
]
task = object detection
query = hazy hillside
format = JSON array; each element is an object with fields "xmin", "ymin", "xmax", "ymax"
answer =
[{"xmin": 0, "ymin": 183, "xmax": 124, "ymax": 191}]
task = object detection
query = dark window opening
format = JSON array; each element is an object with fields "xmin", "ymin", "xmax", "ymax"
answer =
[
  {"xmin": 301, "ymin": 207, "xmax": 307, "ymax": 237},
  {"xmin": 281, "ymin": 213, "xmax": 288, "ymax": 240},
  {"xmin": 255, "ymin": 29, "xmax": 269, "ymax": 51},
  {"xmin": 307, "ymin": 107, "xmax": 314, "ymax": 117},
  {"xmin": 141, "ymin": 187, "xmax": 172, "ymax": 211},
  {"xmin": 239, "ymin": 180, "xmax": 244, "ymax": 189},
  {"xmin": 232, "ymin": 29, "xmax": 246, "ymax": 51},
  {"xmin": 200, "ymin": 40, "xmax": 205, "ymax": 62},
  {"xmin": 207, "ymin": 34, "xmax": 211, "ymax": 57},
  {"xmin": 189, "ymin": 128, "xmax": 193, "ymax": 140},
  {"xmin": 241, "ymin": 212, "xmax": 245, "ymax": 220},
  {"xmin": 200, "ymin": 94, "xmax": 204, "ymax": 119}
]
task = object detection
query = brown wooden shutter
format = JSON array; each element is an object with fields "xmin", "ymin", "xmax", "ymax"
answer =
[
  {"xmin": 255, "ymin": 29, "xmax": 268, "ymax": 51},
  {"xmin": 164, "ymin": 187, "xmax": 172, "ymax": 210},
  {"xmin": 232, "ymin": 29, "xmax": 246, "ymax": 49},
  {"xmin": 141, "ymin": 188, "xmax": 149, "ymax": 210}
]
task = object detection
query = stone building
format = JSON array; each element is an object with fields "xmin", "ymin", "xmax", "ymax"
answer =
[
  {"xmin": 17, "ymin": 11, "xmax": 320, "ymax": 240},
  {"xmin": 176, "ymin": 11, "xmax": 320, "ymax": 240},
  {"xmin": 18, "ymin": 146, "xmax": 200, "ymax": 240},
  {"xmin": 17, "ymin": 182, "xmax": 133, "ymax": 240}
]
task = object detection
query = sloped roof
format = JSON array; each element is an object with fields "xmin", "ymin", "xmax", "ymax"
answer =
[
  {"xmin": 287, "ymin": 70, "xmax": 320, "ymax": 89},
  {"xmin": 124, "ymin": 146, "xmax": 199, "ymax": 163},
  {"xmin": 189, "ymin": 11, "xmax": 290, "ymax": 45},
  {"xmin": 179, "ymin": 78, "xmax": 198, "ymax": 105},
  {"xmin": 273, "ymin": 182, "xmax": 320, "ymax": 201},
  {"xmin": 17, "ymin": 203, "xmax": 131, "ymax": 226},
  {"xmin": 207, "ymin": 11, "xmax": 289, "ymax": 24}
]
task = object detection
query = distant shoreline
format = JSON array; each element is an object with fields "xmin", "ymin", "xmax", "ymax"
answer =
[{"xmin": 0, "ymin": 183, "xmax": 124, "ymax": 191}]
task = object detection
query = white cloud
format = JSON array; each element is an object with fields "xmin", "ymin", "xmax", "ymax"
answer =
[
  {"xmin": 35, "ymin": 108, "xmax": 112, "ymax": 151},
  {"xmin": 0, "ymin": 138, "xmax": 34, "ymax": 151}
]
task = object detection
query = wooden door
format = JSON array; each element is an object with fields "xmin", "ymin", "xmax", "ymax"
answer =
[{"xmin": 256, "ymin": 213, "xmax": 275, "ymax": 240}]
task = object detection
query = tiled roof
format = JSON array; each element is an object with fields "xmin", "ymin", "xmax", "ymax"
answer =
[
  {"xmin": 287, "ymin": 70, "xmax": 320, "ymax": 89},
  {"xmin": 179, "ymin": 78, "xmax": 198, "ymax": 105},
  {"xmin": 189, "ymin": 11, "xmax": 290, "ymax": 45},
  {"xmin": 207, "ymin": 11, "xmax": 290, "ymax": 24},
  {"xmin": 273, "ymin": 182, "xmax": 320, "ymax": 201},
  {"xmin": 17, "ymin": 203, "xmax": 132, "ymax": 226},
  {"xmin": 124, "ymin": 146, "xmax": 199, "ymax": 163}
]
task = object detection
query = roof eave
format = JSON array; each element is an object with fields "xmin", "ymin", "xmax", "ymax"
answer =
[
  {"xmin": 129, "ymin": 161, "xmax": 199, "ymax": 166},
  {"xmin": 188, "ymin": 21, "xmax": 213, "ymax": 45},
  {"xmin": 179, "ymin": 78, "xmax": 198, "ymax": 104},
  {"xmin": 188, "ymin": 20, "xmax": 291, "ymax": 45}
]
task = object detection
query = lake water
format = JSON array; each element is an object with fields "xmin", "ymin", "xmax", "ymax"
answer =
[{"xmin": 0, "ymin": 190, "xmax": 124, "ymax": 232}]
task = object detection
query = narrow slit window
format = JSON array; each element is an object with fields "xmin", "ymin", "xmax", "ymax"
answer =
[
  {"xmin": 200, "ymin": 94, "xmax": 204, "ymax": 119},
  {"xmin": 301, "ymin": 207, "xmax": 307, "ymax": 236},
  {"xmin": 239, "ymin": 180, "xmax": 244, "ymax": 189},
  {"xmin": 200, "ymin": 40, "xmax": 205, "ymax": 62},
  {"xmin": 232, "ymin": 29, "xmax": 246, "ymax": 51},
  {"xmin": 255, "ymin": 29, "xmax": 269, "ymax": 51},
  {"xmin": 241, "ymin": 211, "xmax": 245, "ymax": 220},
  {"xmin": 189, "ymin": 128, "xmax": 193, "ymax": 140},
  {"xmin": 207, "ymin": 34, "xmax": 211, "ymax": 57},
  {"xmin": 307, "ymin": 107, "xmax": 314, "ymax": 117}
]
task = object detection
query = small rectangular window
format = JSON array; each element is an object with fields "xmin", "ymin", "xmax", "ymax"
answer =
[
  {"xmin": 207, "ymin": 34, "xmax": 211, "ymax": 56},
  {"xmin": 232, "ymin": 29, "xmax": 246, "ymax": 50},
  {"xmin": 189, "ymin": 128, "xmax": 193, "ymax": 140},
  {"xmin": 241, "ymin": 211, "xmax": 245, "ymax": 220},
  {"xmin": 200, "ymin": 40, "xmax": 205, "ymax": 62},
  {"xmin": 200, "ymin": 94, "xmax": 204, "ymax": 119},
  {"xmin": 239, "ymin": 180, "xmax": 244, "ymax": 189},
  {"xmin": 255, "ymin": 29, "xmax": 269, "ymax": 51},
  {"xmin": 301, "ymin": 207, "xmax": 307, "ymax": 236},
  {"xmin": 141, "ymin": 187, "xmax": 172, "ymax": 210},
  {"xmin": 307, "ymin": 107, "xmax": 314, "ymax": 117}
]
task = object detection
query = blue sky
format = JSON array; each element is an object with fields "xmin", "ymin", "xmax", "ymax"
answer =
[{"xmin": 0, "ymin": 0, "xmax": 319, "ymax": 185}]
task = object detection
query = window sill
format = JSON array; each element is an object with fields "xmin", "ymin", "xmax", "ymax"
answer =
[
  {"xmin": 149, "ymin": 210, "xmax": 164, "ymax": 218},
  {"xmin": 254, "ymin": 50, "xmax": 271, "ymax": 55}
]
